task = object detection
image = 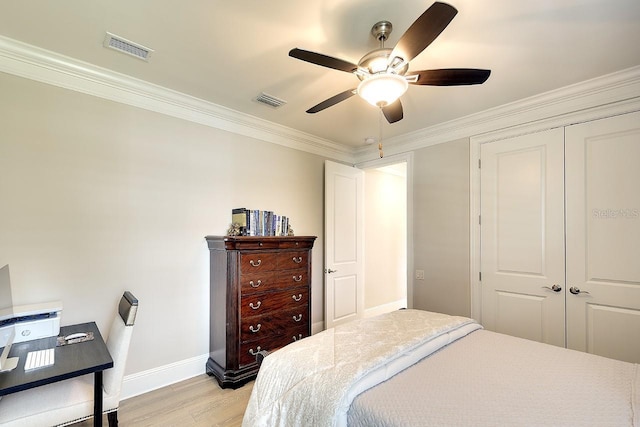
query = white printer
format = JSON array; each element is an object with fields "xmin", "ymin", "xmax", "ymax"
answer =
[
  {"xmin": 0, "ymin": 264, "xmax": 63, "ymax": 347},
  {"xmin": 0, "ymin": 301, "xmax": 63, "ymax": 347}
]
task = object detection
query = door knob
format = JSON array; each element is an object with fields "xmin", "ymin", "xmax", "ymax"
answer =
[
  {"xmin": 569, "ymin": 286, "xmax": 590, "ymax": 295},
  {"xmin": 542, "ymin": 284, "xmax": 562, "ymax": 292},
  {"xmin": 325, "ymin": 268, "xmax": 338, "ymax": 274}
]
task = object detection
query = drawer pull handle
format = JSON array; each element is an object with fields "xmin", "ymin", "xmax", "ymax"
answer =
[
  {"xmin": 249, "ymin": 324, "xmax": 261, "ymax": 333},
  {"xmin": 293, "ymin": 334, "xmax": 303, "ymax": 341},
  {"xmin": 293, "ymin": 275, "xmax": 303, "ymax": 282},
  {"xmin": 249, "ymin": 301, "xmax": 262, "ymax": 310},
  {"xmin": 249, "ymin": 280, "xmax": 262, "ymax": 288},
  {"xmin": 249, "ymin": 346, "xmax": 262, "ymax": 356},
  {"xmin": 292, "ymin": 294, "xmax": 303, "ymax": 302},
  {"xmin": 249, "ymin": 259, "xmax": 262, "ymax": 267},
  {"xmin": 293, "ymin": 314, "xmax": 303, "ymax": 322},
  {"xmin": 293, "ymin": 256, "xmax": 303, "ymax": 264}
]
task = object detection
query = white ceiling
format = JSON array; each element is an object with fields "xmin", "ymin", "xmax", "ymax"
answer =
[{"xmin": 1, "ymin": 0, "xmax": 639, "ymax": 149}]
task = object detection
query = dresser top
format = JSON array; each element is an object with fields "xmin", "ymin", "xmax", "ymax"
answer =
[{"xmin": 205, "ymin": 235, "xmax": 317, "ymax": 250}]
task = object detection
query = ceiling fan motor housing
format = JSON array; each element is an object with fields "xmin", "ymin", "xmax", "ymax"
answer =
[{"xmin": 357, "ymin": 48, "xmax": 409, "ymax": 80}]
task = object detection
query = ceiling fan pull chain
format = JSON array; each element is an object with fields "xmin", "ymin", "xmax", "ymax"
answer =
[{"xmin": 378, "ymin": 108, "xmax": 384, "ymax": 158}]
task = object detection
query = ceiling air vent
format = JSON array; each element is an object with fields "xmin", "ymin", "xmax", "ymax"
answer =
[
  {"xmin": 103, "ymin": 32, "xmax": 153, "ymax": 61},
  {"xmin": 255, "ymin": 92, "xmax": 287, "ymax": 109}
]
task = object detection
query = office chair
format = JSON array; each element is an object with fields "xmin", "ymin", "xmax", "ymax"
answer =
[{"xmin": 0, "ymin": 291, "xmax": 139, "ymax": 427}]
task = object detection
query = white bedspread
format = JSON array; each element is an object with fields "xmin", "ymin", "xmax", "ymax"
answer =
[
  {"xmin": 347, "ymin": 329, "xmax": 640, "ymax": 427},
  {"xmin": 242, "ymin": 309, "xmax": 482, "ymax": 427}
]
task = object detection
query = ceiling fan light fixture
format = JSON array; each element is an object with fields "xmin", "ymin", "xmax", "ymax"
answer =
[{"xmin": 357, "ymin": 73, "xmax": 408, "ymax": 107}]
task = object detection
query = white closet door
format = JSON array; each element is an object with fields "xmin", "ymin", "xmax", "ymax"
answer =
[
  {"xmin": 565, "ymin": 111, "xmax": 640, "ymax": 364},
  {"xmin": 480, "ymin": 128, "xmax": 566, "ymax": 346}
]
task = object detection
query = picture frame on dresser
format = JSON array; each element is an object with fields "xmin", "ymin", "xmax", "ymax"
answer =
[{"xmin": 204, "ymin": 235, "xmax": 316, "ymax": 389}]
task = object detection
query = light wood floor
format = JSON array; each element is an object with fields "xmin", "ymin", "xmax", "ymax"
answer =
[{"xmin": 76, "ymin": 375, "xmax": 253, "ymax": 427}]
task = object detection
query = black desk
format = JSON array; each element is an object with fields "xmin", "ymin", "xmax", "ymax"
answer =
[{"xmin": 0, "ymin": 322, "xmax": 113, "ymax": 427}]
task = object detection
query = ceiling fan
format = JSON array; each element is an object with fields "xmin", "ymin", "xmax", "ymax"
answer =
[{"xmin": 289, "ymin": 1, "xmax": 491, "ymax": 124}]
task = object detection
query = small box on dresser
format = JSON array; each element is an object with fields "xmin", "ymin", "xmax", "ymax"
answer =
[{"xmin": 205, "ymin": 235, "xmax": 316, "ymax": 389}]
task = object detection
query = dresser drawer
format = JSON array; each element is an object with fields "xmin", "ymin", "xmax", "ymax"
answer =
[
  {"xmin": 277, "ymin": 240, "xmax": 311, "ymax": 249},
  {"xmin": 239, "ymin": 272, "xmax": 276, "ymax": 294},
  {"xmin": 274, "ymin": 269, "xmax": 309, "ymax": 288},
  {"xmin": 240, "ymin": 314, "xmax": 283, "ymax": 343},
  {"xmin": 239, "ymin": 252, "xmax": 278, "ymax": 273},
  {"xmin": 240, "ymin": 288, "xmax": 309, "ymax": 318},
  {"xmin": 233, "ymin": 239, "xmax": 280, "ymax": 250},
  {"xmin": 239, "ymin": 324, "xmax": 309, "ymax": 366},
  {"xmin": 240, "ymin": 306, "xmax": 310, "ymax": 343},
  {"xmin": 240, "ymin": 270, "xmax": 307, "ymax": 294},
  {"xmin": 276, "ymin": 250, "xmax": 309, "ymax": 270},
  {"xmin": 283, "ymin": 305, "xmax": 309, "ymax": 329}
]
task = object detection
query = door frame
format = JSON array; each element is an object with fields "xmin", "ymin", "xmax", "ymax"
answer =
[{"xmin": 357, "ymin": 152, "xmax": 414, "ymax": 309}]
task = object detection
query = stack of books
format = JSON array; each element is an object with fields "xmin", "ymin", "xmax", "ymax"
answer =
[{"xmin": 232, "ymin": 208, "xmax": 290, "ymax": 236}]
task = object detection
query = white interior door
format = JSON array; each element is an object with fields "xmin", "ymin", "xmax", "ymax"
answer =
[
  {"xmin": 480, "ymin": 128, "xmax": 566, "ymax": 346},
  {"xmin": 324, "ymin": 160, "xmax": 364, "ymax": 329},
  {"xmin": 565, "ymin": 111, "xmax": 640, "ymax": 364}
]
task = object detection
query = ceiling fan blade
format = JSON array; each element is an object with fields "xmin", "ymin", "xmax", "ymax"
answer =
[
  {"xmin": 407, "ymin": 68, "xmax": 491, "ymax": 86},
  {"xmin": 390, "ymin": 2, "xmax": 458, "ymax": 64},
  {"xmin": 381, "ymin": 99, "xmax": 403, "ymax": 123},
  {"xmin": 306, "ymin": 89, "xmax": 357, "ymax": 114},
  {"xmin": 289, "ymin": 48, "xmax": 358, "ymax": 73}
]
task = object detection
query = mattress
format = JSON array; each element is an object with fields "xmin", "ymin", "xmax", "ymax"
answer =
[{"xmin": 347, "ymin": 329, "xmax": 640, "ymax": 427}]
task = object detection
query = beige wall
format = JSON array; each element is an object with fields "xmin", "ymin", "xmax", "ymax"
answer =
[
  {"xmin": 0, "ymin": 72, "xmax": 325, "ymax": 376},
  {"xmin": 364, "ymin": 167, "xmax": 407, "ymax": 309},
  {"xmin": 413, "ymin": 138, "xmax": 470, "ymax": 317}
]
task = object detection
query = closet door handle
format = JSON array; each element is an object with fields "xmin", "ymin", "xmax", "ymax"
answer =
[
  {"xmin": 542, "ymin": 285, "xmax": 562, "ymax": 292},
  {"xmin": 569, "ymin": 286, "xmax": 590, "ymax": 295}
]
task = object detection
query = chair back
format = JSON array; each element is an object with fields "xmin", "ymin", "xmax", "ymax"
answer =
[
  {"xmin": 103, "ymin": 291, "xmax": 138, "ymax": 397},
  {"xmin": 118, "ymin": 291, "xmax": 139, "ymax": 326}
]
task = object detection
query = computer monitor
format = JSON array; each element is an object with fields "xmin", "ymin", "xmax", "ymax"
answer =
[
  {"xmin": 0, "ymin": 264, "xmax": 13, "ymax": 320},
  {"xmin": 0, "ymin": 265, "xmax": 18, "ymax": 372},
  {"xmin": 0, "ymin": 326, "xmax": 18, "ymax": 372}
]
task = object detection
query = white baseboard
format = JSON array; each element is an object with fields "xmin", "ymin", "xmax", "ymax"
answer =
[
  {"xmin": 121, "ymin": 353, "xmax": 209, "ymax": 400},
  {"xmin": 312, "ymin": 321, "xmax": 324, "ymax": 335}
]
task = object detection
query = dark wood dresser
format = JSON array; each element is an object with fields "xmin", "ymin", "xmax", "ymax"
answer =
[{"xmin": 205, "ymin": 235, "xmax": 316, "ymax": 389}]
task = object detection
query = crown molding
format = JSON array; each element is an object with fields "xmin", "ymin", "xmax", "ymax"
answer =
[
  {"xmin": 0, "ymin": 35, "xmax": 355, "ymax": 163},
  {"xmin": 353, "ymin": 65, "xmax": 640, "ymax": 163},
  {"xmin": 2, "ymin": 35, "xmax": 639, "ymax": 165}
]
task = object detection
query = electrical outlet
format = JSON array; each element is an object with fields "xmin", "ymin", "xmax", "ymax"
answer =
[{"xmin": 415, "ymin": 269, "xmax": 425, "ymax": 280}]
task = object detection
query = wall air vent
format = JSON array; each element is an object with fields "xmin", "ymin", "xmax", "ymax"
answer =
[
  {"xmin": 103, "ymin": 32, "xmax": 153, "ymax": 61},
  {"xmin": 255, "ymin": 92, "xmax": 287, "ymax": 108}
]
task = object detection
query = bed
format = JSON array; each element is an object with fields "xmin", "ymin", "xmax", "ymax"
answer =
[{"xmin": 241, "ymin": 309, "xmax": 639, "ymax": 427}]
